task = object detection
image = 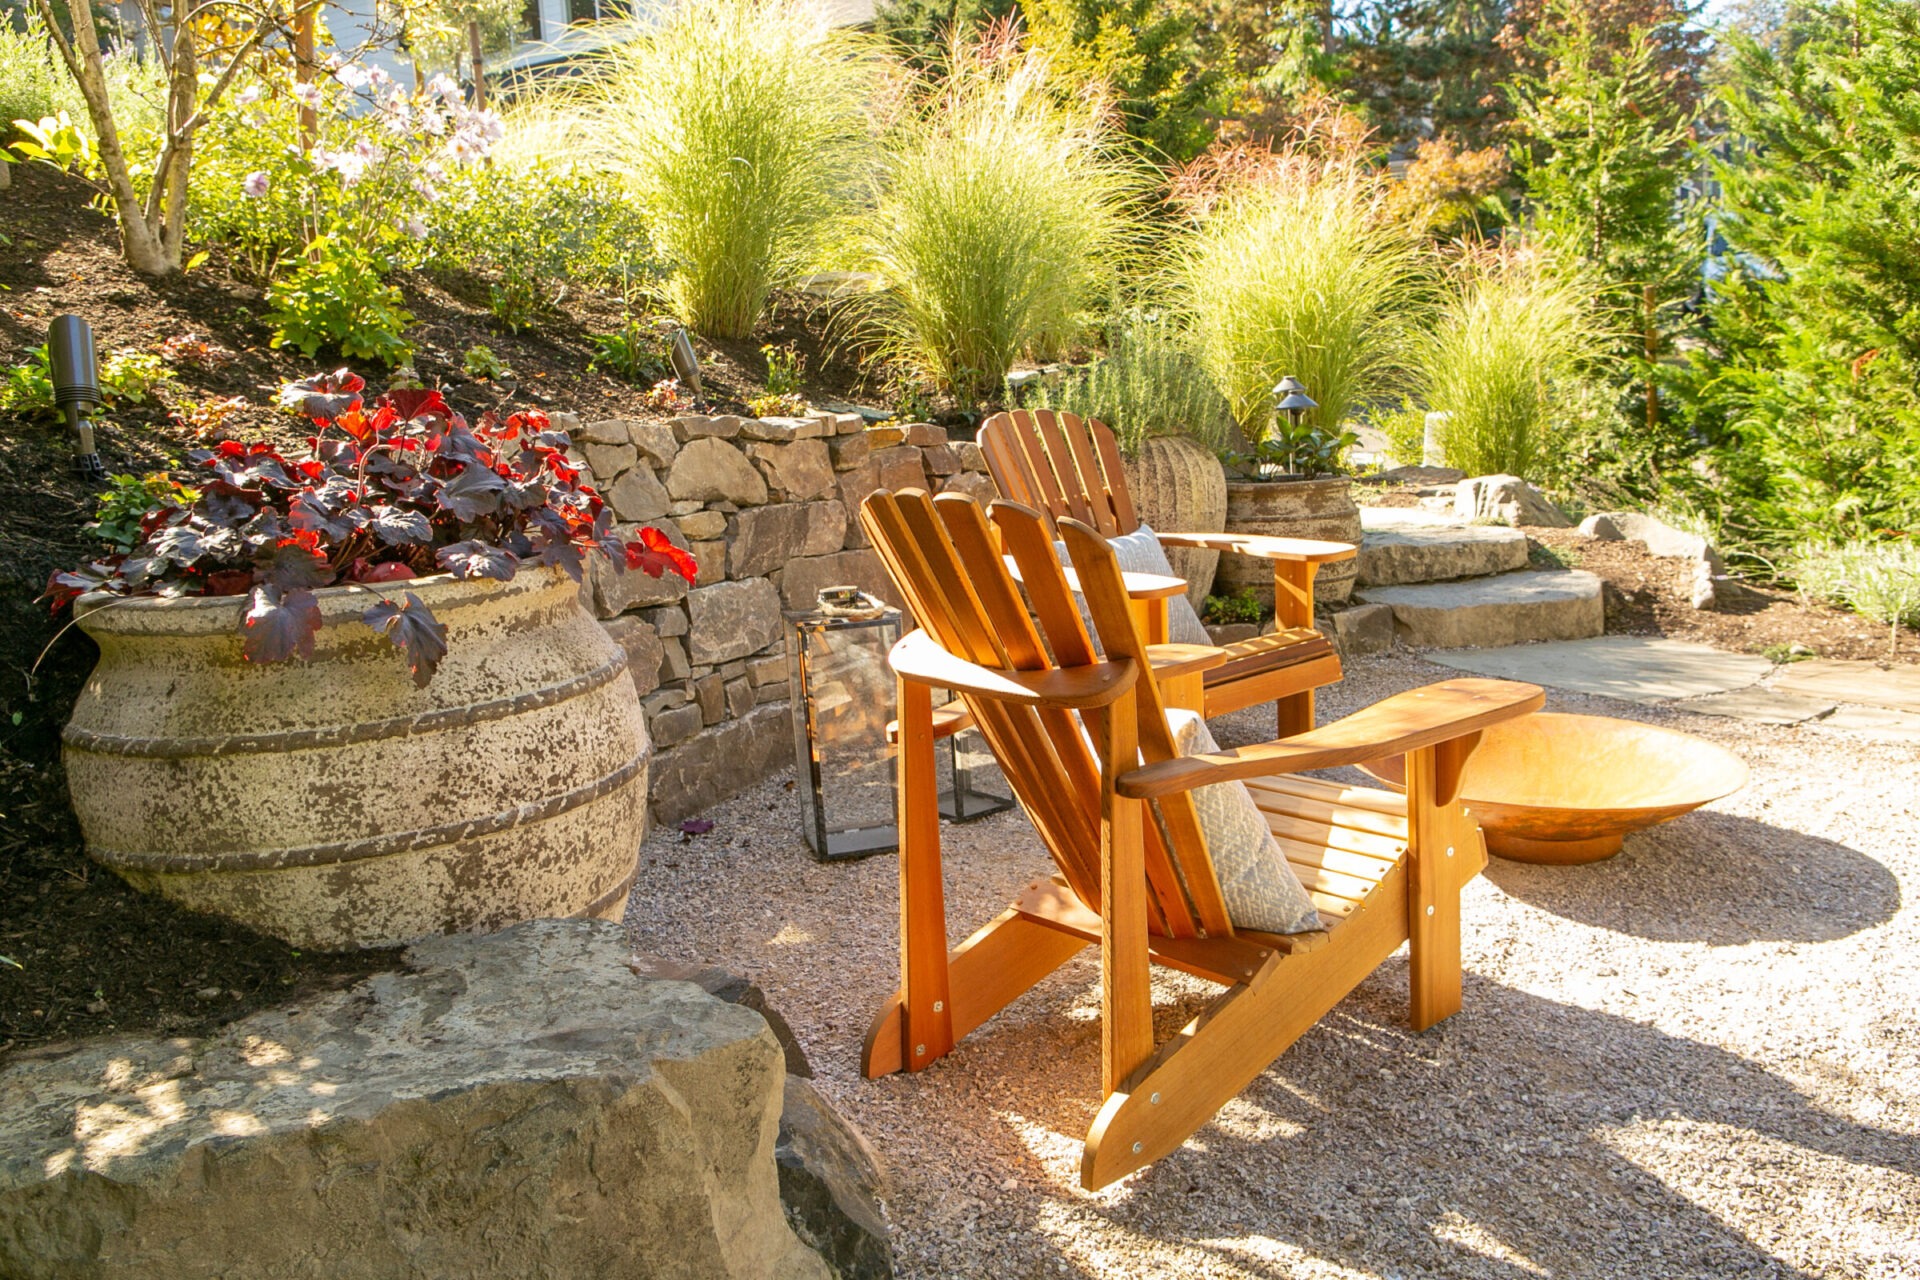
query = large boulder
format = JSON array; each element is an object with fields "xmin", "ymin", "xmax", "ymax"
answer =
[
  {"xmin": 0, "ymin": 920, "xmax": 832, "ymax": 1280},
  {"xmin": 1453, "ymin": 475, "xmax": 1573, "ymax": 528}
]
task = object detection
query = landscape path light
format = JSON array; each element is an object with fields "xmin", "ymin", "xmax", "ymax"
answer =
[{"xmin": 48, "ymin": 314, "xmax": 107, "ymax": 480}]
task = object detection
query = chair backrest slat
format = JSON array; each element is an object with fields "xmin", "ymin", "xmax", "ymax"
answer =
[
  {"xmin": 980, "ymin": 411, "xmax": 1140, "ymax": 538},
  {"xmin": 862, "ymin": 491, "xmax": 1106, "ymax": 911},
  {"xmin": 1059, "ymin": 520, "xmax": 1233, "ymax": 937}
]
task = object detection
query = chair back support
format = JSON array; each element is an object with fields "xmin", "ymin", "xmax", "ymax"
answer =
[
  {"xmin": 861, "ymin": 490, "xmax": 1234, "ymax": 939},
  {"xmin": 978, "ymin": 410, "xmax": 1139, "ymax": 538}
]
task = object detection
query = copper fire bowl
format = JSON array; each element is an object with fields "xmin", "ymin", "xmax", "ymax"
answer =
[{"xmin": 1358, "ymin": 712, "xmax": 1750, "ymax": 865}]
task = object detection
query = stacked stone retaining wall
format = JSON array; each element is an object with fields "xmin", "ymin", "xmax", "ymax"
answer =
[{"xmin": 556, "ymin": 409, "xmax": 995, "ymax": 825}]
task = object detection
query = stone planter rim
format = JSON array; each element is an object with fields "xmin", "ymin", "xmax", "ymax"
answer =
[{"xmin": 72, "ymin": 566, "xmax": 566, "ymax": 637}]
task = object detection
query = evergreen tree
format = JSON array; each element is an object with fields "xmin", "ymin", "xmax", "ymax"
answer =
[
  {"xmin": 1685, "ymin": 0, "xmax": 1920, "ymax": 543},
  {"xmin": 1509, "ymin": 0, "xmax": 1697, "ymax": 492},
  {"xmin": 1023, "ymin": 0, "xmax": 1223, "ymax": 161}
]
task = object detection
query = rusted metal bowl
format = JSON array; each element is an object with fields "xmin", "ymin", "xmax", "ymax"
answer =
[{"xmin": 1359, "ymin": 712, "xmax": 1749, "ymax": 864}]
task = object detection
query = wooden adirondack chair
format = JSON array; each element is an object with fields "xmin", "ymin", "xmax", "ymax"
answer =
[
  {"xmin": 979, "ymin": 408, "xmax": 1357, "ymax": 736},
  {"xmin": 859, "ymin": 488, "xmax": 1542, "ymax": 1190}
]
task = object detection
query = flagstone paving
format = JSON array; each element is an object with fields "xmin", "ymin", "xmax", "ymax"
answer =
[{"xmin": 1426, "ymin": 636, "xmax": 1773, "ymax": 704}]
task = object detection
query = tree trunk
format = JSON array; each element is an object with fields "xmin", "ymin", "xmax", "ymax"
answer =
[
  {"xmin": 37, "ymin": 0, "xmax": 174, "ymax": 274},
  {"xmin": 1643, "ymin": 281, "xmax": 1658, "ymax": 432},
  {"xmin": 468, "ymin": 21, "xmax": 487, "ymax": 108},
  {"xmin": 295, "ymin": 4, "xmax": 317, "ymax": 149}
]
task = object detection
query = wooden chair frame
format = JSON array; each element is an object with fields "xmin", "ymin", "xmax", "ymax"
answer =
[
  {"xmin": 979, "ymin": 408, "xmax": 1357, "ymax": 737},
  {"xmin": 859, "ymin": 489, "xmax": 1543, "ymax": 1189}
]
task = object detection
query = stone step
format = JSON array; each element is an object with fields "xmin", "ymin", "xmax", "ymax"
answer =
[
  {"xmin": 1355, "ymin": 570, "xmax": 1605, "ymax": 649},
  {"xmin": 1356, "ymin": 523, "xmax": 1530, "ymax": 586}
]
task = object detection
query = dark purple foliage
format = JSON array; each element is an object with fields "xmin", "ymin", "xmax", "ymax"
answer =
[{"xmin": 49, "ymin": 373, "xmax": 697, "ymax": 684}]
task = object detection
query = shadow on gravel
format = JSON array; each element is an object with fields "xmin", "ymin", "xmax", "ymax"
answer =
[
  {"xmin": 1482, "ymin": 809, "xmax": 1899, "ymax": 944},
  {"xmin": 1034, "ymin": 978, "xmax": 1914, "ymax": 1280}
]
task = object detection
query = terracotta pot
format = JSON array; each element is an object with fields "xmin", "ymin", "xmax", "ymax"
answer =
[
  {"xmin": 1120, "ymin": 435, "xmax": 1227, "ymax": 612},
  {"xmin": 1217, "ymin": 476, "xmax": 1362, "ymax": 606},
  {"xmin": 64, "ymin": 565, "xmax": 650, "ymax": 950}
]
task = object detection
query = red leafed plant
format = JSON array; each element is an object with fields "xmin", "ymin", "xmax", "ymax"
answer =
[{"xmin": 47, "ymin": 370, "xmax": 697, "ymax": 686}]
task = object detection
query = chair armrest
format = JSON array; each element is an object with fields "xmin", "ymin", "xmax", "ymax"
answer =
[
  {"xmin": 1116, "ymin": 678, "xmax": 1543, "ymax": 799},
  {"xmin": 1145, "ymin": 643, "xmax": 1230, "ymax": 683},
  {"xmin": 889, "ymin": 630, "xmax": 1138, "ymax": 710},
  {"xmin": 1155, "ymin": 532, "xmax": 1356, "ymax": 564}
]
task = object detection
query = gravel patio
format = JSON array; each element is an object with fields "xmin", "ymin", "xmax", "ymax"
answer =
[{"xmin": 624, "ymin": 651, "xmax": 1919, "ymax": 1279}]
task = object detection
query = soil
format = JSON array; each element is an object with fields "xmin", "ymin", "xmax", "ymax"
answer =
[{"xmin": 0, "ymin": 163, "xmax": 883, "ymax": 1059}]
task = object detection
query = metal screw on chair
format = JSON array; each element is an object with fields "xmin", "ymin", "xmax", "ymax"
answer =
[
  {"xmin": 1426, "ymin": 905, "xmax": 1436, "ymax": 916},
  {"xmin": 933, "ymin": 1001, "xmax": 943, "ymax": 1013},
  {"xmin": 915, "ymin": 1044, "xmax": 926, "ymax": 1056},
  {"xmin": 1446, "ymin": 846, "xmax": 1455, "ymax": 857},
  {"xmin": 1132, "ymin": 1142, "xmax": 1143, "ymax": 1154},
  {"xmin": 1150, "ymin": 1093, "xmax": 1161, "ymax": 1105}
]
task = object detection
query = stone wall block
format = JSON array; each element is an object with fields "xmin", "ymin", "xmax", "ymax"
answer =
[
  {"xmin": 583, "ymin": 441, "xmax": 637, "ymax": 481},
  {"xmin": 587, "ymin": 541, "xmax": 690, "ymax": 618},
  {"xmin": 730, "ymin": 502, "xmax": 848, "ymax": 580},
  {"xmin": 602, "ymin": 615, "xmax": 665, "ymax": 698},
  {"xmin": 740, "ymin": 419, "xmax": 799, "ymax": 443},
  {"xmin": 748, "ymin": 440, "xmax": 835, "ymax": 503},
  {"xmin": 939, "ymin": 472, "xmax": 997, "ymax": 504},
  {"xmin": 903, "ymin": 422, "xmax": 948, "ymax": 447},
  {"xmin": 828, "ymin": 433, "xmax": 870, "ymax": 472},
  {"xmin": 668, "ymin": 438, "xmax": 770, "ymax": 506},
  {"xmin": 628, "ymin": 421, "xmax": 680, "ymax": 470},
  {"xmin": 688, "ymin": 578, "xmax": 785, "ymax": 667},
  {"xmin": 649, "ymin": 704, "xmax": 795, "ymax": 825},
  {"xmin": 674, "ymin": 415, "xmax": 746, "ymax": 442},
  {"xmin": 955, "ymin": 440, "xmax": 987, "ymax": 472},
  {"xmin": 608, "ymin": 466, "xmax": 672, "ymax": 522},
  {"xmin": 778, "ymin": 550, "xmax": 897, "ymax": 612}
]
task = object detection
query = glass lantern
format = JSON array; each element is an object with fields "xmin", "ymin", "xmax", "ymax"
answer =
[{"xmin": 785, "ymin": 589, "xmax": 1014, "ymax": 862}]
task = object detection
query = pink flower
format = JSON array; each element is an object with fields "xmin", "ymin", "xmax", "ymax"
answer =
[
  {"xmin": 242, "ymin": 171, "xmax": 270, "ymax": 198},
  {"xmin": 290, "ymin": 81, "xmax": 323, "ymax": 110}
]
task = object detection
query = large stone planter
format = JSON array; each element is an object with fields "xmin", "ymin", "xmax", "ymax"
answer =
[
  {"xmin": 1121, "ymin": 434, "xmax": 1227, "ymax": 612},
  {"xmin": 63, "ymin": 566, "xmax": 650, "ymax": 950},
  {"xmin": 1218, "ymin": 476, "xmax": 1363, "ymax": 606}
]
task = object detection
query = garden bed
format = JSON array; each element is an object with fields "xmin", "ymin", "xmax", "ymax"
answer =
[{"xmin": 0, "ymin": 162, "xmax": 871, "ymax": 1057}]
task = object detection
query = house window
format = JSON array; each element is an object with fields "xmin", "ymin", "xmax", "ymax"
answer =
[
  {"xmin": 522, "ymin": 0, "xmax": 541, "ymax": 40},
  {"xmin": 568, "ymin": 0, "xmax": 632, "ymax": 23}
]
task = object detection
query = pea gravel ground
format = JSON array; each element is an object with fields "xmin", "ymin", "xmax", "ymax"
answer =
[{"xmin": 624, "ymin": 652, "xmax": 1920, "ymax": 1280}]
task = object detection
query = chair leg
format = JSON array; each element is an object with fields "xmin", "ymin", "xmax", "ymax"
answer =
[
  {"xmin": 1403, "ymin": 745, "xmax": 1482, "ymax": 1030},
  {"xmin": 1276, "ymin": 689, "xmax": 1315, "ymax": 738},
  {"xmin": 895, "ymin": 677, "xmax": 954, "ymax": 1070}
]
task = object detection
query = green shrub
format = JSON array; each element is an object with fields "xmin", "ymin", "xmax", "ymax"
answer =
[
  {"xmin": 0, "ymin": 10, "xmax": 63, "ymax": 143},
  {"xmin": 1179, "ymin": 153, "xmax": 1424, "ymax": 444},
  {"xmin": 1034, "ymin": 310, "xmax": 1234, "ymax": 456},
  {"xmin": 1202, "ymin": 588, "xmax": 1263, "ymax": 626},
  {"xmin": 425, "ymin": 160, "xmax": 656, "ymax": 302},
  {"xmin": 1418, "ymin": 248, "xmax": 1604, "ymax": 480},
  {"xmin": 859, "ymin": 35, "xmax": 1136, "ymax": 403},
  {"xmin": 0, "ymin": 9, "xmax": 163, "ymax": 150},
  {"xmin": 1790, "ymin": 539, "xmax": 1920, "ymax": 652},
  {"xmin": 266, "ymin": 240, "xmax": 415, "ymax": 366},
  {"xmin": 462, "ymin": 344, "xmax": 513, "ymax": 380},
  {"xmin": 566, "ymin": 0, "xmax": 881, "ymax": 338}
]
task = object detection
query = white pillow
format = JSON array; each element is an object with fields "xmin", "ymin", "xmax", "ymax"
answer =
[
  {"xmin": 1165, "ymin": 709, "xmax": 1322, "ymax": 935},
  {"xmin": 1078, "ymin": 708, "xmax": 1322, "ymax": 936},
  {"xmin": 1055, "ymin": 524, "xmax": 1212, "ymax": 648}
]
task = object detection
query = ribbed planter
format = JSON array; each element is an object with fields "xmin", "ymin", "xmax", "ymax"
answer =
[
  {"xmin": 1218, "ymin": 476, "xmax": 1362, "ymax": 606},
  {"xmin": 1121, "ymin": 435, "xmax": 1228, "ymax": 612},
  {"xmin": 63, "ymin": 565, "xmax": 650, "ymax": 950}
]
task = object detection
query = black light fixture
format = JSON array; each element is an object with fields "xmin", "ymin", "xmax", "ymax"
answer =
[
  {"xmin": 1271, "ymin": 375, "xmax": 1317, "ymax": 432},
  {"xmin": 48, "ymin": 314, "xmax": 107, "ymax": 480}
]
